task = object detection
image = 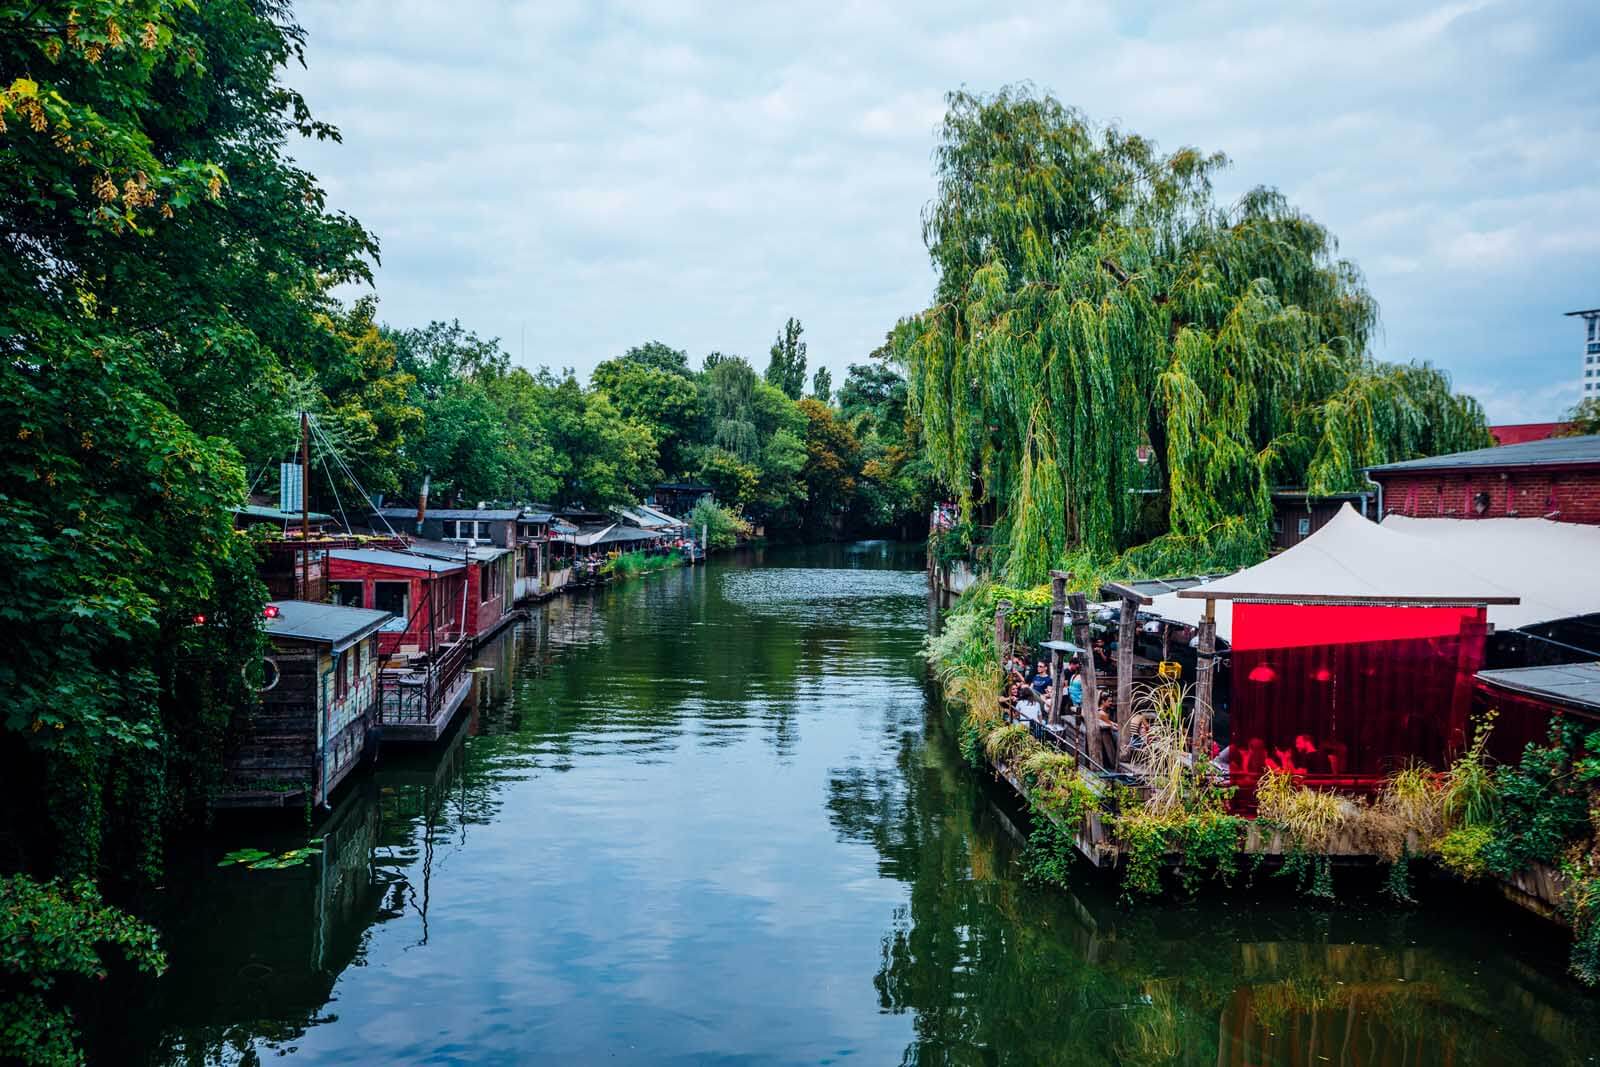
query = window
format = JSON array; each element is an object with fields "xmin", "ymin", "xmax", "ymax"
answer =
[
  {"xmin": 1297, "ymin": 517, "xmax": 1311, "ymax": 536},
  {"xmin": 335, "ymin": 650, "xmax": 349, "ymax": 699},
  {"xmin": 445, "ymin": 519, "xmax": 492, "ymax": 541},
  {"xmin": 332, "ymin": 581, "xmax": 364, "ymax": 607},
  {"xmin": 374, "ymin": 581, "xmax": 409, "ymax": 621},
  {"xmin": 1589, "ymin": 341, "xmax": 1600, "ymax": 355},
  {"xmin": 1272, "ymin": 517, "xmax": 1283, "ymax": 535},
  {"xmin": 480, "ymin": 559, "xmax": 493, "ymax": 603}
]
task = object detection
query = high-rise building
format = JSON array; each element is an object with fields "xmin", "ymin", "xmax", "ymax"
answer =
[{"xmin": 1571, "ymin": 307, "xmax": 1600, "ymax": 396}]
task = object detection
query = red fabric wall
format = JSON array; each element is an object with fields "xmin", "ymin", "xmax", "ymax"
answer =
[{"xmin": 1228, "ymin": 603, "xmax": 1488, "ymax": 791}]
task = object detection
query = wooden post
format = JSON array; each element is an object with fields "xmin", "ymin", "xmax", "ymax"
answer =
[
  {"xmin": 1068, "ymin": 592, "xmax": 1102, "ymax": 766},
  {"xmin": 994, "ymin": 599, "xmax": 1012, "ymax": 662},
  {"xmin": 299, "ymin": 410, "xmax": 311, "ymax": 601},
  {"xmin": 1048, "ymin": 571, "xmax": 1068, "ymax": 726},
  {"xmin": 1117, "ymin": 597, "xmax": 1137, "ymax": 730},
  {"xmin": 1193, "ymin": 599, "xmax": 1217, "ymax": 758}
]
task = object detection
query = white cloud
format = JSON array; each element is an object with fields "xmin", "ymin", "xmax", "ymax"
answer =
[{"xmin": 286, "ymin": 0, "xmax": 1600, "ymax": 419}]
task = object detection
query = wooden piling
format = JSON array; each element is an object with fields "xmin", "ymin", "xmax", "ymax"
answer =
[
  {"xmin": 1048, "ymin": 572, "xmax": 1067, "ymax": 726},
  {"xmin": 1193, "ymin": 599, "xmax": 1217, "ymax": 757},
  {"xmin": 1067, "ymin": 591, "xmax": 1103, "ymax": 766},
  {"xmin": 1116, "ymin": 597, "xmax": 1137, "ymax": 730}
]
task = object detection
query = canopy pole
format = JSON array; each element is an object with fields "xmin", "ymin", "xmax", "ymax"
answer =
[
  {"xmin": 1068, "ymin": 591, "xmax": 1103, "ymax": 766},
  {"xmin": 1048, "ymin": 571, "xmax": 1068, "ymax": 726},
  {"xmin": 1193, "ymin": 598, "xmax": 1217, "ymax": 758},
  {"xmin": 1116, "ymin": 597, "xmax": 1137, "ymax": 730}
]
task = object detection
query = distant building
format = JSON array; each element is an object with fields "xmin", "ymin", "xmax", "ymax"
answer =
[
  {"xmin": 1570, "ymin": 307, "xmax": 1600, "ymax": 398},
  {"xmin": 1366, "ymin": 434, "xmax": 1600, "ymax": 524},
  {"xmin": 1268, "ymin": 490, "xmax": 1375, "ymax": 552},
  {"xmin": 1490, "ymin": 423, "xmax": 1570, "ymax": 446}
]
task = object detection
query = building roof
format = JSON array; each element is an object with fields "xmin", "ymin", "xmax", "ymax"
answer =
[
  {"xmin": 1366, "ymin": 434, "xmax": 1600, "ymax": 476},
  {"xmin": 376, "ymin": 506, "xmax": 522, "ymax": 521},
  {"xmin": 519, "ymin": 511, "xmax": 554, "ymax": 524},
  {"xmin": 594, "ymin": 525, "xmax": 667, "ymax": 546},
  {"xmin": 329, "ymin": 548, "xmax": 467, "ymax": 574},
  {"xmin": 1565, "ymin": 308, "xmax": 1600, "ymax": 317},
  {"xmin": 403, "ymin": 538, "xmax": 511, "ymax": 562},
  {"xmin": 265, "ymin": 600, "xmax": 392, "ymax": 652},
  {"xmin": 1140, "ymin": 505, "xmax": 1600, "ymax": 642},
  {"xmin": 1477, "ymin": 662, "xmax": 1600, "ymax": 714},
  {"xmin": 235, "ymin": 504, "xmax": 334, "ymax": 524},
  {"xmin": 1490, "ymin": 423, "xmax": 1570, "ymax": 446},
  {"xmin": 652, "ymin": 482, "xmax": 712, "ymax": 492}
]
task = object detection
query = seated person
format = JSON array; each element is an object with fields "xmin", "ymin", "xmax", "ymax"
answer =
[
  {"xmin": 1030, "ymin": 661, "xmax": 1051, "ymax": 693},
  {"xmin": 1294, "ymin": 734, "xmax": 1332, "ymax": 775},
  {"xmin": 1001, "ymin": 682, "xmax": 1020, "ymax": 722},
  {"xmin": 1239, "ymin": 737, "xmax": 1269, "ymax": 777}
]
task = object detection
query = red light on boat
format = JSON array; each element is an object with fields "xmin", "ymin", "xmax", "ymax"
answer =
[
  {"xmin": 263, "ymin": 605, "xmax": 280, "ymax": 619},
  {"xmin": 192, "ymin": 614, "xmax": 207, "ymax": 625},
  {"xmin": 1313, "ymin": 667, "xmax": 1332, "ymax": 682},
  {"xmin": 1247, "ymin": 664, "xmax": 1277, "ymax": 683}
]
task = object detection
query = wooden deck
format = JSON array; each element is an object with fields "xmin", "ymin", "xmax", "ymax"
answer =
[{"xmin": 376, "ymin": 639, "xmax": 473, "ymax": 743}]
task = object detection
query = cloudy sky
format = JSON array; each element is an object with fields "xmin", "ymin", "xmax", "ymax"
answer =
[{"xmin": 288, "ymin": 0, "xmax": 1599, "ymax": 423}]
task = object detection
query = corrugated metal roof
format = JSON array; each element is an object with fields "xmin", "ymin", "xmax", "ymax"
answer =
[
  {"xmin": 329, "ymin": 548, "xmax": 467, "ymax": 573},
  {"xmin": 519, "ymin": 511, "xmax": 554, "ymax": 524},
  {"xmin": 1477, "ymin": 662, "xmax": 1600, "ymax": 713},
  {"xmin": 1366, "ymin": 435, "xmax": 1600, "ymax": 475},
  {"xmin": 375, "ymin": 507, "xmax": 522, "ymax": 521},
  {"xmin": 404, "ymin": 538, "xmax": 511, "ymax": 561},
  {"xmin": 266, "ymin": 600, "xmax": 392, "ymax": 651}
]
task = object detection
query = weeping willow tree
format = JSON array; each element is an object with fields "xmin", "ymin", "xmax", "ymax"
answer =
[{"xmin": 898, "ymin": 88, "xmax": 1490, "ymax": 585}]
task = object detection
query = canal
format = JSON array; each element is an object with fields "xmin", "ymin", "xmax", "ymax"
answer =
[{"xmin": 96, "ymin": 543, "xmax": 1598, "ymax": 1065}]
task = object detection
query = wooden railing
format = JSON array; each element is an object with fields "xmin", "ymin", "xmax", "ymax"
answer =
[{"xmin": 377, "ymin": 637, "xmax": 470, "ymax": 727}]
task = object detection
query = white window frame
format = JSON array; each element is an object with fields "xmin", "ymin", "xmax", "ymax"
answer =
[{"xmin": 444, "ymin": 519, "xmax": 492, "ymax": 542}]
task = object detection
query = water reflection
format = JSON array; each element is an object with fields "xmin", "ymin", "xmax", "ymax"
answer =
[{"xmin": 95, "ymin": 542, "xmax": 1597, "ymax": 1065}]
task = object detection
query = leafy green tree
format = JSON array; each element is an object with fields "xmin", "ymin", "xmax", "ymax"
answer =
[
  {"xmin": 811, "ymin": 365, "xmax": 833, "ymax": 403},
  {"xmin": 703, "ymin": 356, "xmax": 762, "ymax": 461},
  {"xmin": 698, "ymin": 447, "xmax": 761, "ymax": 508},
  {"xmin": 796, "ymin": 397, "xmax": 861, "ymax": 538},
  {"xmin": 1560, "ymin": 397, "xmax": 1600, "ymax": 437},
  {"xmin": 899, "ymin": 88, "xmax": 1490, "ymax": 584},
  {"xmin": 765, "ymin": 317, "xmax": 808, "ymax": 400},
  {"xmin": 590, "ymin": 353, "xmax": 703, "ymax": 477},
  {"xmin": 838, "ymin": 361, "xmax": 906, "ymax": 418},
  {"xmin": 620, "ymin": 340, "xmax": 692, "ymax": 376}
]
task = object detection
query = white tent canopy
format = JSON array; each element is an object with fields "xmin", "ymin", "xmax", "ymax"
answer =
[{"xmin": 1141, "ymin": 506, "xmax": 1599, "ymax": 644}]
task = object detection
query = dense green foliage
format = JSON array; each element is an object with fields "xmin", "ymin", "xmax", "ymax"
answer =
[
  {"xmin": 897, "ymin": 88, "xmax": 1491, "ymax": 584},
  {"xmin": 0, "ymin": 875, "xmax": 166, "ymax": 1065}
]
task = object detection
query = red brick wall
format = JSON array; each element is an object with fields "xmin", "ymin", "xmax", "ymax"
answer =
[{"xmin": 1375, "ymin": 467, "xmax": 1600, "ymax": 524}]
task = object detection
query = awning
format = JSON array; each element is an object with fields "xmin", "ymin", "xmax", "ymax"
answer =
[{"xmin": 1141, "ymin": 505, "xmax": 1568, "ymax": 643}]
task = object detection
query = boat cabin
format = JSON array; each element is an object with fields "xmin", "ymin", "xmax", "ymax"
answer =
[
  {"xmin": 221, "ymin": 600, "xmax": 391, "ymax": 808},
  {"xmin": 326, "ymin": 549, "xmax": 470, "ymax": 656}
]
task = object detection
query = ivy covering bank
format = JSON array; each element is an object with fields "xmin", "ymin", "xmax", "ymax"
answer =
[
  {"xmin": 929, "ymin": 588, "xmax": 1600, "ymax": 988},
  {"xmin": 897, "ymin": 88, "xmax": 1490, "ymax": 584}
]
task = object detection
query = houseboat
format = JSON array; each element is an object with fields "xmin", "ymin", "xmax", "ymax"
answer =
[
  {"xmin": 220, "ymin": 600, "xmax": 391, "ymax": 809},
  {"xmin": 326, "ymin": 547, "xmax": 475, "ymax": 743}
]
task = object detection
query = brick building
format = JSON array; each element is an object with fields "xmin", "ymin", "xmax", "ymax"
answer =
[{"xmin": 1366, "ymin": 435, "xmax": 1600, "ymax": 525}]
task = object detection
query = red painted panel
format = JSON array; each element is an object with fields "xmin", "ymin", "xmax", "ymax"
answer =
[{"xmin": 1228, "ymin": 603, "xmax": 1487, "ymax": 791}]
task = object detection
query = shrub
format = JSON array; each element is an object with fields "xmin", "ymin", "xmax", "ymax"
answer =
[
  {"xmin": 0, "ymin": 876, "xmax": 166, "ymax": 1066},
  {"xmin": 687, "ymin": 497, "xmax": 750, "ymax": 552}
]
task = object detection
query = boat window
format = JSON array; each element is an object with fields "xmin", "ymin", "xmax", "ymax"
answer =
[{"xmin": 374, "ymin": 581, "xmax": 409, "ymax": 621}]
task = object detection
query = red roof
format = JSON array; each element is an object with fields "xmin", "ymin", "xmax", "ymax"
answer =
[{"xmin": 1490, "ymin": 422, "xmax": 1569, "ymax": 446}]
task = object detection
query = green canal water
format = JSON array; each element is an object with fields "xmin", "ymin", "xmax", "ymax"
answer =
[{"xmin": 93, "ymin": 543, "xmax": 1598, "ymax": 1065}]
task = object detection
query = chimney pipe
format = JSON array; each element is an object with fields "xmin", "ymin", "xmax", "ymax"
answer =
[{"xmin": 416, "ymin": 473, "xmax": 430, "ymax": 534}]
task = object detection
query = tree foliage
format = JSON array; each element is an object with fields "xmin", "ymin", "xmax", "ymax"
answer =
[
  {"xmin": 765, "ymin": 316, "xmax": 808, "ymax": 400},
  {"xmin": 898, "ymin": 88, "xmax": 1490, "ymax": 584}
]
